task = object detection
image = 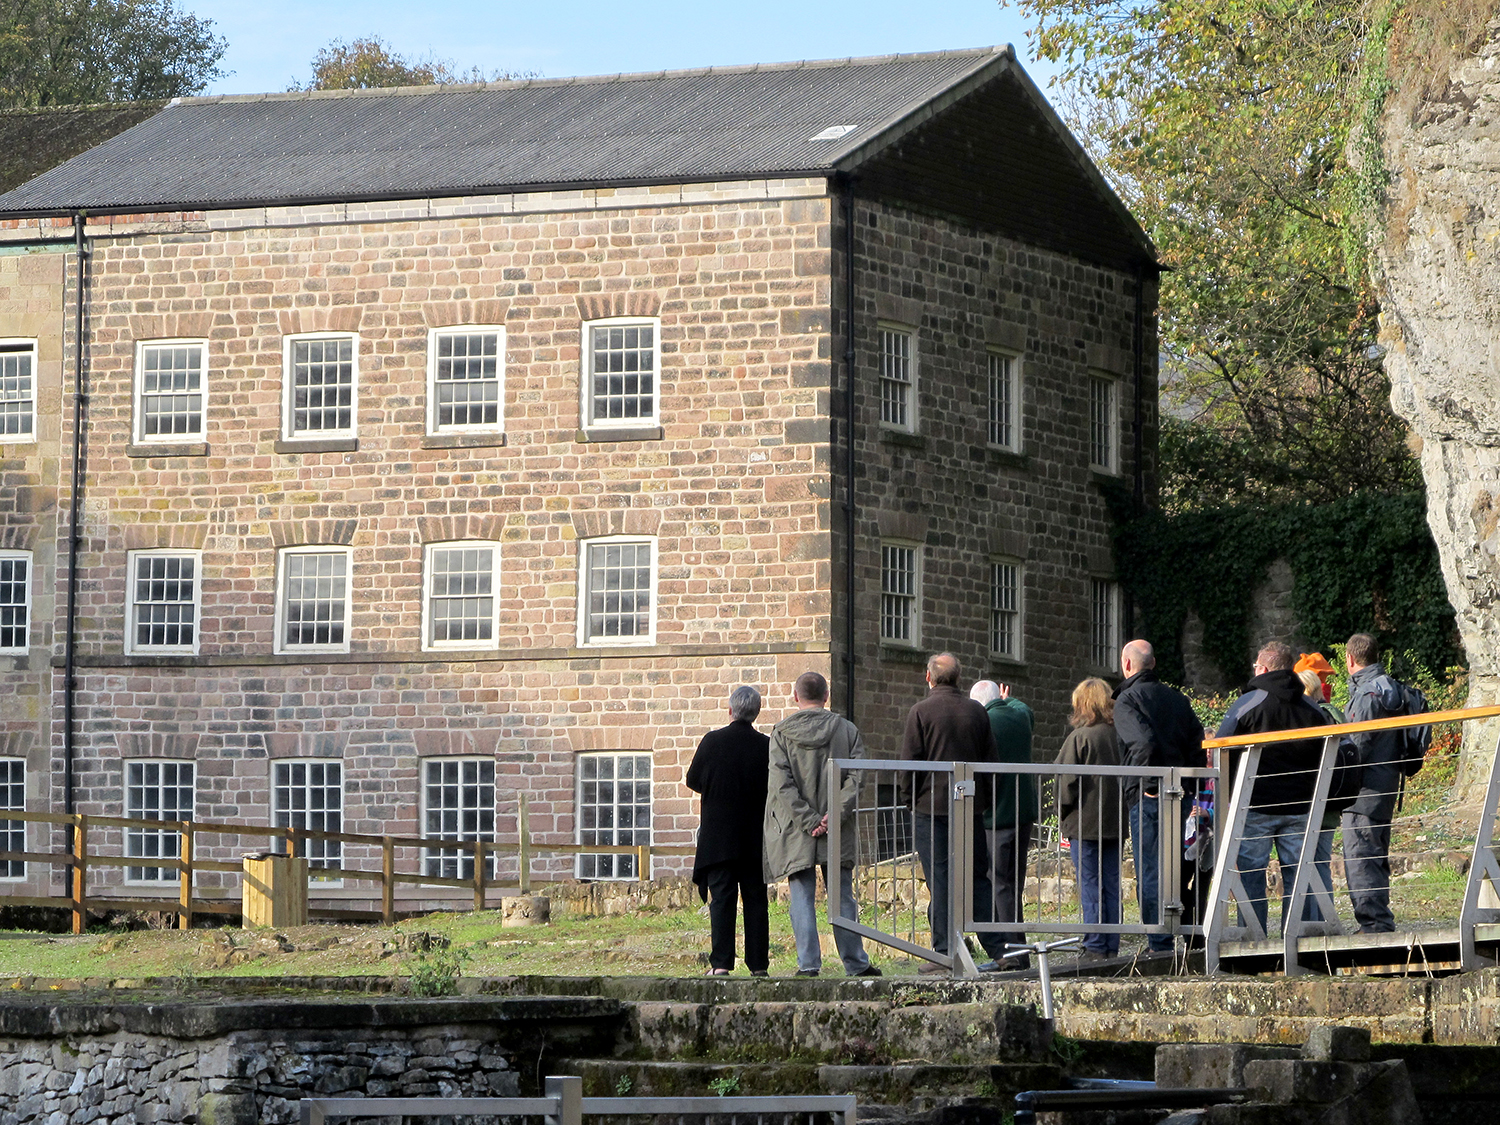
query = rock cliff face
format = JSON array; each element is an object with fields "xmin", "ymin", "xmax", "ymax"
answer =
[{"xmin": 1375, "ymin": 18, "xmax": 1500, "ymax": 794}]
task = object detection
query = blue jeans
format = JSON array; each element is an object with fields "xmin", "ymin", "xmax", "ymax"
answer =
[
  {"xmin": 787, "ymin": 864, "xmax": 871, "ymax": 974},
  {"xmin": 1236, "ymin": 810, "xmax": 1309, "ymax": 935},
  {"xmin": 912, "ymin": 813, "xmax": 1009, "ymax": 961},
  {"xmin": 1128, "ymin": 797, "xmax": 1173, "ymax": 952},
  {"xmin": 1069, "ymin": 837, "xmax": 1121, "ymax": 956},
  {"xmin": 1305, "ymin": 817, "xmax": 1337, "ymax": 924}
]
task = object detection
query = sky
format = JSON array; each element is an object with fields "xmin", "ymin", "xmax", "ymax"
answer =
[{"xmin": 186, "ymin": 0, "xmax": 1064, "ymax": 97}]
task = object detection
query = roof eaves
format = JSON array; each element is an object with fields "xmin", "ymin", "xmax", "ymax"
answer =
[{"xmin": 0, "ymin": 168, "xmax": 841, "ymax": 223}]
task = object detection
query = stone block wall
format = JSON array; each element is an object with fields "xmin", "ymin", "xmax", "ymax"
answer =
[
  {"xmin": 14, "ymin": 183, "xmax": 835, "ymax": 895},
  {"xmin": 0, "ymin": 247, "xmax": 66, "ymax": 845},
  {"xmin": 839, "ymin": 198, "xmax": 1156, "ymax": 754}
]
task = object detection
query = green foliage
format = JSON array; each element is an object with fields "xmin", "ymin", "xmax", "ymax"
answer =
[
  {"xmin": 0, "ymin": 0, "xmax": 227, "ymax": 107},
  {"xmin": 292, "ymin": 34, "xmax": 531, "ymax": 91},
  {"xmin": 1115, "ymin": 492, "xmax": 1459, "ymax": 685},
  {"xmin": 405, "ymin": 943, "xmax": 471, "ymax": 997},
  {"xmin": 707, "ymin": 1072, "xmax": 742, "ymax": 1097},
  {"xmin": 1050, "ymin": 1034, "xmax": 1086, "ymax": 1066},
  {"xmin": 1007, "ymin": 0, "xmax": 1419, "ymax": 500},
  {"xmin": 614, "ymin": 1074, "xmax": 634, "ymax": 1096}
]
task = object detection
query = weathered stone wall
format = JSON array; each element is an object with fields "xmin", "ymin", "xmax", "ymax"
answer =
[
  {"xmin": 17, "ymin": 182, "xmax": 836, "ymax": 893},
  {"xmin": 0, "ymin": 247, "xmax": 66, "ymax": 843},
  {"xmin": 0, "ymin": 994, "xmax": 619, "ymax": 1125},
  {"xmin": 1376, "ymin": 17, "xmax": 1500, "ymax": 796},
  {"xmin": 841, "ymin": 198, "xmax": 1154, "ymax": 749}
]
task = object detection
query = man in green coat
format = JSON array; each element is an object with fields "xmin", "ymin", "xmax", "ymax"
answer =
[
  {"xmin": 971, "ymin": 680, "xmax": 1038, "ymax": 967},
  {"xmin": 763, "ymin": 671, "xmax": 881, "ymax": 977}
]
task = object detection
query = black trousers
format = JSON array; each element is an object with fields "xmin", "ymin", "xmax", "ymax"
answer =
[{"xmin": 702, "ymin": 854, "xmax": 769, "ymax": 971}]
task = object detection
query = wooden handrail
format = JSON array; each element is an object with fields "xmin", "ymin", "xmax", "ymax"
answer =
[{"xmin": 1203, "ymin": 702, "xmax": 1500, "ymax": 750}]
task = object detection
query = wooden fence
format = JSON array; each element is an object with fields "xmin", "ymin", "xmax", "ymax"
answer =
[{"xmin": 0, "ymin": 795, "xmax": 694, "ymax": 933}]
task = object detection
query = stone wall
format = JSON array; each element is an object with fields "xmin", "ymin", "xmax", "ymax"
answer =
[
  {"xmin": 0, "ymin": 994, "xmax": 619, "ymax": 1125},
  {"xmin": 14, "ymin": 181, "xmax": 836, "ymax": 894},
  {"xmin": 0, "ymin": 246, "xmax": 66, "ymax": 828},
  {"xmin": 840, "ymin": 197, "xmax": 1154, "ymax": 750}
]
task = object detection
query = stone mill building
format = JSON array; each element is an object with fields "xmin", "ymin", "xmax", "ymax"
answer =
[{"xmin": 0, "ymin": 46, "xmax": 1158, "ymax": 910}]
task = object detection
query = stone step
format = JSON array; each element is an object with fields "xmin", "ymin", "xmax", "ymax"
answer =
[
  {"xmin": 624, "ymin": 1000, "xmax": 1051, "ymax": 1066},
  {"xmin": 553, "ymin": 1057, "xmax": 1064, "ymax": 1103}
]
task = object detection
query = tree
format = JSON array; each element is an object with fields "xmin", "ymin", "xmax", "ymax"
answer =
[
  {"xmin": 1007, "ymin": 0, "xmax": 1420, "ymax": 507},
  {"xmin": 0, "ymin": 0, "xmax": 227, "ymax": 107},
  {"xmin": 292, "ymin": 35, "xmax": 528, "ymax": 91}
]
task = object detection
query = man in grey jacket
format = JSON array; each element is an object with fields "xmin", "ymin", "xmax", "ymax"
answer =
[
  {"xmin": 1343, "ymin": 633, "xmax": 1406, "ymax": 933},
  {"xmin": 764, "ymin": 671, "xmax": 881, "ymax": 977}
]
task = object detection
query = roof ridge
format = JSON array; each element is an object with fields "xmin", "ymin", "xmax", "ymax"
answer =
[
  {"xmin": 0, "ymin": 100, "xmax": 170, "ymax": 118},
  {"xmin": 171, "ymin": 46, "xmax": 1008, "ymax": 105}
]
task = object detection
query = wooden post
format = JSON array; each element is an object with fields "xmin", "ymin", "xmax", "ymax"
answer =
[
  {"xmin": 518, "ymin": 794, "xmax": 532, "ymax": 894},
  {"xmin": 472, "ymin": 840, "xmax": 487, "ymax": 911},
  {"xmin": 285, "ymin": 824, "xmax": 300, "ymax": 860},
  {"xmin": 70, "ymin": 814, "xmax": 88, "ymax": 936},
  {"xmin": 381, "ymin": 835, "xmax": 395, "ymax": 925},
  {"xmin": 636, "ymin": 843, "xmax": 651, "ymax": 882},
  {"xmin": 178, "ymin": 821, "xmax": 195, "ymax": 931}
]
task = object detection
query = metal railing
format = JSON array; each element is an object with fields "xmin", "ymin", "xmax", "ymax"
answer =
[
  {"xmin": 0, "ymin": 793, "xmax": 693, "ymax": 933},
  {"xmin": 301, "ymin": 1074, "xmax": 858, "ymax": 1125},
  {"xmin": 826, "ymin": 757, "xmax": 1221, "ymax": 977},
  {"xmin": 1202, "ymin": 702, "xmax": 1500, "ymax": 974}
]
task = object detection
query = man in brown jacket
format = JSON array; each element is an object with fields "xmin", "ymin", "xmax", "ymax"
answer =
[{"xmin": 901, "ymin": 652, "xmax": 1006, "ymax": 971}]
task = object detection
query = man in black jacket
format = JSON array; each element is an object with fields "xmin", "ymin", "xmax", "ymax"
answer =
[
  {"xmin": 900, "ymin": 652, "xmax": 1006, "ymax": 970},
  {"xmin": 687, "ymin": 685, "xmax": 771, "ymax": 975},
  {"xmin": 1114, "ymin": 639, "xmax": 1206, "ymax": 953},
  {"xmin": 1214, "ymin": 641, "xmax": 1331, "ymax": 936}
]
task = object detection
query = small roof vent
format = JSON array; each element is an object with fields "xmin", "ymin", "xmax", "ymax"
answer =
[{"xmin": 809, "ymin": 124, "xmax": 858, "ymax": 141}]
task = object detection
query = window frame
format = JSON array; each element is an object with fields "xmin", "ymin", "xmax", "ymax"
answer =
[
  {"xmin": 1088, "ymin": 372, "xmax": 1120, "ymax": 474},
  {"xmin": 421, "ymin": 757, "xmax": 496, "ymax": 880},
  {"xmin": 125, "ymin": 549, "xmax": 202, "ymax": 655},
  {"xmin": 990, "ymin": 557, "xmax": 1025, "ymax": 662},
  {"xmin": 0, "ymin": 758, "xmax": 24, "ymax": 881},
  {"xmin": 422, "ymin": 541, "xmax": 501, "ymax": 651},
  {"xmin": 877, "ymin": 322, "xmax": 918, "ymax": 434},
  {"xmin": 274, "ymin": 545, "xmax": 354, "ymax": 655},
  {"xmin": 124, "ymin": 759, "xmax": 194, "ymax": 884},
  {"xmin": 986, "ymin": 348, "xmax": 1022, "ymax": 453},
  {"xmin": 133, "ymin": 339, "xmax": 208, "ymax": 444},
  {"xmin": 879, "ymin": 540, "xmax": 922, "ymax": 648},
  {"xmin": 0, "ymin": 338, "xmax": 38, "ymax": 444},
  {"xmin": 1090, "ymin": 578, "xmax": 1122, "ymax": 673},
  {"xmin": 575, "ymin": 750, "xmax": 653, "ymax": 881},
  {"xmin": 282, "ymin": 332, "xmax": 359, "ymax": 441},
  {"xmin": 426, "ymin": 325, "xmax": 506, "ymax": 436},
  {"xmin": 272, "ymin": 758, "xmax": 344, "ymax": 884},
  {"xmin": 578, "ymin": 535, "xmax": 658, "ymax": 648},
  {"xmin": 580, "ymin": 316, "xmax": 661, "ymax": 433},
  {"xmin": 0, "ymin": 549, "xmax": 31, "ymax": 655}
]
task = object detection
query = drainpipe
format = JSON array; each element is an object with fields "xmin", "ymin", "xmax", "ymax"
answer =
[
  {"xmin": 63, "ymin": 213, "xmax": 90, "ymax": 819},
  {"xmin": 839, "ymin": 177, "xmax": 858, "ymax": 723},
  {"xmin": 1132, "ymin": 265, "xmax": 1146, "ymax": 509}
]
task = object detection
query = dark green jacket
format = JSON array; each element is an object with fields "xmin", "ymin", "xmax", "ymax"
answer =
[{"xmin": 983, "ymin": 698, "xmax": 1037, "ymax": 828}]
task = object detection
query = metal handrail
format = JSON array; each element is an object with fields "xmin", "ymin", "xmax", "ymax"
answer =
[
  {"xmin": 300, "ymin": 1075, "xmax": 858, "ymax": 1125},
  {"xmin": 1203, "ymin": 703, "xmax": 1500, "ymax": 749}
]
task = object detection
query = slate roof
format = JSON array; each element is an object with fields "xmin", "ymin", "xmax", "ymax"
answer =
[
  {"xmin": 0, "ymin": 102, "xmax": 165, "ymax": 196},
  {"xmin": 0, "ymin": 47, "xmax": 1153, "ymax": 269}
]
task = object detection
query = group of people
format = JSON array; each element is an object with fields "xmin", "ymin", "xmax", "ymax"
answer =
[{"xmin": 684, "ymin": 631, "xmax": 1409, "ymax": 977}]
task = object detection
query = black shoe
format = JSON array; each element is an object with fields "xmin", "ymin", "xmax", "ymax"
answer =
[
  {"xmin": 849, "ymin": 965, "xmax": 882, "ymax": 977},
  {"xmin": 750, "ymin": 969, "xmax": 769, "ymax": 977},
  {"xmin": 795, "ymin": 968, "xmax": 820, "ymax": 977}
]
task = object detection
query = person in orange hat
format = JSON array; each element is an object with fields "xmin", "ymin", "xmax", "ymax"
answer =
[{"xmin": 1294, "ymin": 652, "xmax": 1336, "ymax": 704}]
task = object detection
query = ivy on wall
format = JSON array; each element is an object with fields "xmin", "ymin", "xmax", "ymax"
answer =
[{"xmin": 1108, "ymin": 488, "xmax": 1460, "ymax": 686}]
